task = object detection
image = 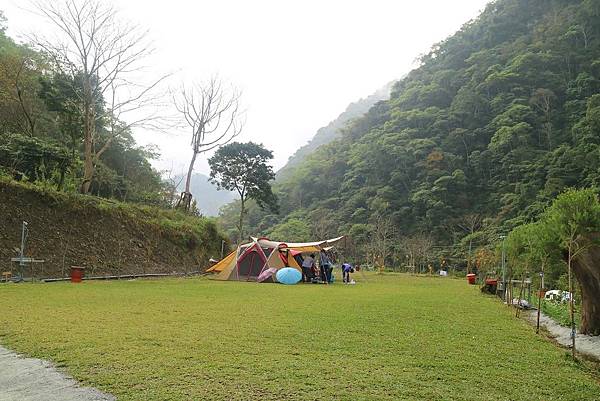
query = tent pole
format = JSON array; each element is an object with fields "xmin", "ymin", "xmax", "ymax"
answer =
[{"xmin": 235, "ymin": 245, "xmax": 242, "ymax": 281}]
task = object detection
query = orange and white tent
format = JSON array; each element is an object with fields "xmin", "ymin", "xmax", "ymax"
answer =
[{"xmin": 206, "ymin": 236, "xmax": 345, "ymax": 282}]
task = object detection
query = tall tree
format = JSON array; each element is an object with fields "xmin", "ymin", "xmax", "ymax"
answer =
[
  {"xmin": 174, "ymin": 77, "xmax": 242, "ymax": 211},
  {"xmin": 544, "ymin": 188, "xmax": 600, "ymax": 352},
  {"xmin": 30, "ymin": 0, "xmax": 166, "ymax": 194},
  {"xmin": 209, "ymin": 142, "xmax": 277, "ymax": 243}
]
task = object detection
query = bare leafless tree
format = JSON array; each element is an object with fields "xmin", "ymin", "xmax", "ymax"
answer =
[
  {"xmin": 173, "ymin": 77, "xmax": 243, "ymax": 211},
  {"xmin": 29, "ymin": 0, "xmax": 169, "ymax": 194},
  {"xmin": 401, "ymin": 234, "xmax": 434, "ymax": 274},
  {"xmin": 457, "ymin": 213, "xmax": 483, "ymax": 274},
  {"xmin": 161, "ymin": 164, "xmax": 185, "ymax": 208},
  {"xmin": 530, "ymin": 88, "xmax": 556, "ymax": 149},
  {"xmin": 369, "ymin": 214, "xmax": 396, "ymax": 273},
  {"xmin": 310, "ymin": 209, "xmax": 337, "ymax": 240}
]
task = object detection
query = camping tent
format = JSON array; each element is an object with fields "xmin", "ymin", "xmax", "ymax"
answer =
[{"xmin": 206, "ymin": 236, "xmax": 345, "ymax": 282}]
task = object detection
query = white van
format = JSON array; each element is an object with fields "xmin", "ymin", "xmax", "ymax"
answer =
[{"xmin": 544, "ymin": 290, "xmax": 562, "ymax": 302}]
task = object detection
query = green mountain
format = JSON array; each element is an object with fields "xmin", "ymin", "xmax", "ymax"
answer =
[
  {"xmin": 276, "ymin": 82, "xmax": 394, "ymax": 180},
  {"xmin": 219, "ymin": 0, "xmax": 600, "ymax": 263}
]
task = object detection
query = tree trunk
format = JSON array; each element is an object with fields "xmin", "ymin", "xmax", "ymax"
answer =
[
  {"xmin": 571, "ymin": 235, "xmax": 600, "ymax": 336},
  {"xmin": 57, "ymin": 165, "xmax": 66, "ymax": 192},
  {"xmin": 80, "ymin": 93, "xmax": 95, "ymax": 194},
  {"xmin": 184, "ymin": 149, "xmax": 197, "ymax": 195},
  {"xmin": 237, "ymin": 198, "xmax": 245, "ymax": 245},
  {"xmin": 177, "ymin": 150, "xmax": 197, "ymax": 211}
]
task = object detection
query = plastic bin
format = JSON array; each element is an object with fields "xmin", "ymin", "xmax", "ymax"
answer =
[{"xmin": 70, "ymin": 266, "xmax": 85, "ymax": 283}]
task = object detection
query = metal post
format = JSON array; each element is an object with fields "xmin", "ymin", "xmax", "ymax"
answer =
[
  {"xmin": 18, "ymin": 221, "xmax": 28, "ymax": 282},
  {"xmin": 500, "ymin": 235, "xmax": 506, "ymax": 301},
  {"xmin": 220, "ymin": 240, "xmax": 225, "ymax": 259}
]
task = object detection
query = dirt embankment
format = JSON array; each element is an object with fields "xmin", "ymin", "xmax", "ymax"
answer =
[{"xmin": 0, "ymin": 180, "xmax": 225, "ymax": 278}]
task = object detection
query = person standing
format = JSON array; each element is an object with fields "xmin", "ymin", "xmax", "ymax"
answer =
[
  {"xmin": 320, "ymin": 251, "xmax": 332, "ymax": 283},
  {"xmin": 301, "ymin": 254, "xmax": 315, "ymax": 283}
]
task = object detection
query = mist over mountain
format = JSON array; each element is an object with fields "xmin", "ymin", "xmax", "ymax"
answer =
[
  {"xmin": 177, "ymin": 173, "xmax": 236, "ymax": 216},
  {"xmin": 276, "ymin": 81, "xmax": 394, "ymax": 180}
]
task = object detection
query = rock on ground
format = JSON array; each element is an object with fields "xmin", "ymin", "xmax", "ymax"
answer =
[{"xmin": 0, "ymin": 346, "xmax": 115, "ymax": 401}]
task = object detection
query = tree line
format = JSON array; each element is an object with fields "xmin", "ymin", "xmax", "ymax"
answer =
[{"xmin": 0, "ymin": 1, "xmax": 277, "ymax": 220}]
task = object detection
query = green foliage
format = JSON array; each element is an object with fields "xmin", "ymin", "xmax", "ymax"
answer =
[
  {"xmin": 209, "ymin": 141, "xmax": 277, "ymax": 242},
  {"xmin": 542, "ymin": 299, "xmax": 581, "ymax": 328},
  {"xmin": 209, "ymin": 142, "xmax": 277, "ymax": 212},
  {"xmin": 0, "ymin": 134, "xmax": 70, "ymax": 185},
  {"xmin": 266, "ymin": 218, "xmax": 311, "ymax": 242},
  {"xmin": 505, "ymin": 188, "xmax": 600, "ymax": 290},
  {"xmin": 544, "ymin": 187, "xmax": 600, "ymax": 250}
]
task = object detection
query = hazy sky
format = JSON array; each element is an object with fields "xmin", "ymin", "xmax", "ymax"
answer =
[{"xmin": 3, "ymin": 0, "xmax": 490, "ymax": 176}]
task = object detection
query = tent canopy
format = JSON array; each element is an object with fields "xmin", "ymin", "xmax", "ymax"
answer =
[{"xmin": 206, "ymin": 235, "xmax": 345, "ymax": 282}]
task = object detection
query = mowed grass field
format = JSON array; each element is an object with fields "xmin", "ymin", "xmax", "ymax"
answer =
[{"xmin": 1, "ymin": 274, "xmax": 599, "ymax": 400}]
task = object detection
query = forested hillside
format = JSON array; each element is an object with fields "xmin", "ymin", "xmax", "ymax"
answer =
[
  {"xmin": 220, "ymin": 0, "xmax": 600, "ymax": 267},
  {"xmin": 276, "ymin": 82, "xmax": 393, "ymax": 180}
]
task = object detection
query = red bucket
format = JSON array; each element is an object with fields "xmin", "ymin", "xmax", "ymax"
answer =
[
  {"xmin": 70, "ymin": 266, "xmax": 85, "ymax": 283},
  {"xmin": 466, "ymin": 273, "xmax": 476, "ymax": 285}
]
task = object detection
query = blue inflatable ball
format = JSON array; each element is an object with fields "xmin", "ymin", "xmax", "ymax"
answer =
[{"xmin": 276, "ymin": 267, "xmax": 302, "ymax": 285}]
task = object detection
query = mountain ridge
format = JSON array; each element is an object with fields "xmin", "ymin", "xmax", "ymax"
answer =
[{"xmin": 276, "ymin": 81, "xmax": 394, "ymax": 180}]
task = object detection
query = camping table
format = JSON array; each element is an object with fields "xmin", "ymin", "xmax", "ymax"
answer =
[{"xmin": 10, "ymin": 257, "xmax": 46, "ymax": 282}]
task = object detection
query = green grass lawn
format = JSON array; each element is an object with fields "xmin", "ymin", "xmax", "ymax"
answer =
[{"xmin": 0, "ymin": 274, "xmax": 599, "ymax": 400}]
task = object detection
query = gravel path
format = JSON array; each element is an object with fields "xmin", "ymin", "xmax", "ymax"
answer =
[
  {"xmin": 0, "ymin": 346, "xmax": 115, "ymax": 401},
  {"xmin": 525, "ymin": 310, "xmax": 600, "ymax": 360}
]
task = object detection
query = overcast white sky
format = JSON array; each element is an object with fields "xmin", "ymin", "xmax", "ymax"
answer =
[{"xmin": 2, "ymin": 0, "xmax": 490, "ymax": 176}]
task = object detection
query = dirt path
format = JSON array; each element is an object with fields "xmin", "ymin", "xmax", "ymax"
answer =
[
  {"xmin": 0, "ymin": 346, "xmax": 115, "ymax": 401},
  {"xmin": 525, "ymin": 310, "xmax": 600, "ymax": 360}
]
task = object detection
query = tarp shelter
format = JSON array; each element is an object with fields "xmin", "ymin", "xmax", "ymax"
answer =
[{"xmin": 206, "ymin": 236, "xmax": 345, "ymax": 282}]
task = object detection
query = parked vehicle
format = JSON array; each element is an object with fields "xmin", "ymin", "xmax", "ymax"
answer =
[{"xmin": 544, "ymin": 290, "xmax": 573, "ymax": 303}]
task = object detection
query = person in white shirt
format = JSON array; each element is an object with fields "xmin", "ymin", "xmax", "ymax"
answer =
[{"xmin": 301, "ymin": 254, "xmax": 315, "ymax": 283}]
